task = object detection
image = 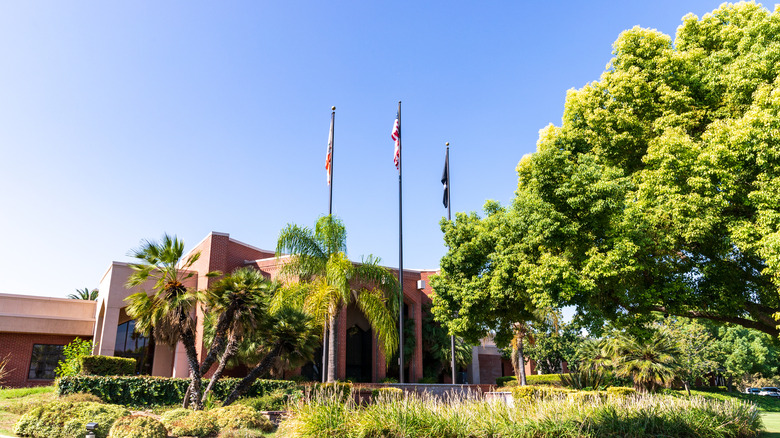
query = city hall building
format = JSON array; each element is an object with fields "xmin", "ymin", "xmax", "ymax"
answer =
[{"xmin": 0, "ymin": 232, "xmax": 523, "ymax": 388}]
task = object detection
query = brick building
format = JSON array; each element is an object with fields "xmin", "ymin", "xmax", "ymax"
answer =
[{"xmin": 0, "ymin": 231, "xmax": 520, "ymax": 387}]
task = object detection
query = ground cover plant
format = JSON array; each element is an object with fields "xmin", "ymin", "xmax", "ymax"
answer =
[{"xmin": 277, "ymin": 390, "xmax": 762, "ymax": 438}]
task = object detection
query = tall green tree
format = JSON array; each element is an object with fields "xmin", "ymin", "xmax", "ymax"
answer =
[
  {"xmin": 275, "ymin": 215, "xmax": 399, "ymax": 382},
  {"xmin": 657, "ymin": 317, "xmax": 718, "ymax": 396},
  {"xmin": 68, "ymin": 287, "xmax": 98, "ymax": 300},
  {"xmin": 435, "ymin": 3, "xmax": 780, "ymax": 339},
  {"xmin": 713, "ymin": 325, "xmax": 780, "ymax": 390},
  {"xmin": 124, "ymin": 234, "xmax": 217, "ymax": 410}
]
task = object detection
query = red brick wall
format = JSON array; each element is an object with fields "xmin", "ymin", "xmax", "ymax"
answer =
[
  {"xmin": 478, "ymin": 354, "xmax": 502, "ymax": 386},
  {"xmin": 0, "ymin": 333, "xmax": 89, "ymax": 388}
]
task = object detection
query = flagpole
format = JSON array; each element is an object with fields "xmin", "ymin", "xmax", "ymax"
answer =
[
  {"xmin": 328, "ymin": 106, "xmax": 335, "ymax": 216},
  {"xmin": 446, "ymin": 143, "xmax": 456, "ymax": 385},
  {"xmin": 397, "ymin": 100, "xmax": 405, "ymax": 383},
  {"xmin": 323, "ymin": 106, "xmax": 335, "ymax": 383}
]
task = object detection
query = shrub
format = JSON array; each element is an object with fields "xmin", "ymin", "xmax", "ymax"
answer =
[
  {"xmin": 379, "ymin": 377, "xmax": 399, "ymax": 384},
  {"xmin": 108, "ymin": 415, "xmax": 167, "ymax": 438},
  {"xmin": 606, "ymin": 386, "xmax": 637, "ymax": 397},
  {"xmin": 511, "ymin": 385, "xmax": 571, "ymax": 401},
  {"xmin": 567, "ymin": 390, "xmax": 606, "ymax": 403},
  {"xmin": 159, "ymin": 407, "xmax": 192, "ymax": 426},
  {"xmin": 417, "ymin": 376, "xmax": 438, "ymax": 384},
  {"xmin": 58, "ymin": 392, "xmax": 104, "ymax": 404},
  {"xmin": 238, "ymin": 392, "xmax": 289, "ymax": 411},
  {"xmin": 496, "ymin": 376, "xmax": 516, "ymax": 387},
  {"xmin": 80, "ymin": 356, "xmax": 136, "ymax": 376},
  {"xmin": 166, "ymin": 410, "xmax": 219, "ymax": 438},
  {"xmin": 497, "ymin": 374, "xmax": 562, "ymax": 387},
  {"xmin": 371, "ymin": 387, "xmax": 403, "ymax": 401},
  {"xmin": 217, "ymin": 428, "xmax": 266, "ymax": 438},
  {"xmin": 57, "ymin": 376, "xmax": 297, "ymax": 407},
  {"xmin": 54, "ymin": 339, "xmax": 93, "ymax": 378},
  {"xmin": 212, "ymin": 405, "xmax": 273, "ymax": 432},
  {"xmin": 14, "ymin": 401, "xmax": 129, "ymax": 438},
  {"xmin": 0, "ymin": 353, "xmax": 13, "ymax": 387},
  {"xmin": 526, "ymin": 374, "xmax": 562, "ymax": 386}
]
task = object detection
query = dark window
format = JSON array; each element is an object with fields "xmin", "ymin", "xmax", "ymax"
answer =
[
  {"xmin": 28, "ymin": 344, "xmax": 64, "ymax": 380},
  {"xmin": 115, "ymin": 320, "xmax": 154, "ymax": 375}
]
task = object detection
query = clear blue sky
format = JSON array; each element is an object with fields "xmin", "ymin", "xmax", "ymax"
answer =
[{"xmin": 0, "ymin": 1, "xmax": 733, "ymax": 297}]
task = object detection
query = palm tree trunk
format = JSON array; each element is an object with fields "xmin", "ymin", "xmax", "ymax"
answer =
[
  {"xmin": 327, "ymin": 308, "xmax": 338, "ymax": 382},
  {"xmin": 321, "ymin": 320, "xmax": 328, "ymax": 383},
  {"xmin": 222, "ymin": 343, "xmax": 284, "ymax": 407},
  {"xmin": 518, "ymin": 337, "xmax": 527, "ymax": 386},
  {"xmin": 202, "ymin": 335, "xmax": 239, "ymax": 403},
  {"xmin": 179, "ymin": 315, "xmax": 204, "ymax": 410},
  {"xmin": 199, "ymin": 303, "xmax": 237, "ymax": 374}
]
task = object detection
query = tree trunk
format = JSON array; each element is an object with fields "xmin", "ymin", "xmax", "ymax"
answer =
[
  {"xmin": 518, "ymin": 337, "xmax": 527, "ymax": 386},
  {"xmin": 202, "ymin": 335, "xmax": 239, "ymax": 403},
  {"xmin": 199, "ymin": 303, "xmax": 237, "ymax": 375},
  {"xmin": 684, "ymin": 380, "xmax": 691, "ymax": 397},
  {"xmin": 222, "ymin": 343, "xmax": 284, "ymax": 407},
  {"xmin": 321, "ymin": 320, "xmax": 329, "ymax": 383},
  {"xmin": 179, "ymin": 313, "xmax": 204, "ymax": 410},
  {"xmin": 327, "ymin": 307, "xmax": 338, "ymax": 382}
]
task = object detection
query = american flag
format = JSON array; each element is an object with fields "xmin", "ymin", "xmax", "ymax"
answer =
[{"xmin": 391, "ymin": 113, "xmax": 400, "ymax": 170}]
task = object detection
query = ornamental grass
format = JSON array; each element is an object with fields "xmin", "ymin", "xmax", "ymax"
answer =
[{"xmin": 277, "ymin": 390, "xmax": 762, "ymax": 438}]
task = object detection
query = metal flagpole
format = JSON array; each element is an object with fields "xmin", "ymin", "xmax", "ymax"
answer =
[
  {"xmin": 446, "ymin": 143, "xmax": 456, "ymax": 385},
  {"xmin": 397, "ymin": 101, "xmax": 405, "ymax": 383},
  {"xmin": 323, "ymin": 106, "xmax": 335, "ymax": 383}
]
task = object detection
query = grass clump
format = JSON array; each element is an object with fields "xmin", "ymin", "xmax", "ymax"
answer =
[
  {"xmin": 278, "ymin": 391, "xmax": 762, "ymax": 438},
  {"xmin": 166, "ymin": 410, "xmax": 219, "ymax": 438},
  {"xmin": 212, "ymin": 404, "xmax": 273, "ymax": 432},
  {"xmin": 108, "ymin": 415, "xmax": 167, "ymax": 438}
]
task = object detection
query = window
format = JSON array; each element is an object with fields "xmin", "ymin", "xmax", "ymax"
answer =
[
  {"xmin": 115, "ymin": 320, "xmax": 154, "ymax": 375},
  {"xmin": 28, "ymin": 344, "xmax": 64, "ymax": 380}
]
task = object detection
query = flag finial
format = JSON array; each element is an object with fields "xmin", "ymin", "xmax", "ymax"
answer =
[
  {"xmin": 446, "ymin": 142, "xmax": 449, "ymax": 146},
  {"xmin": 332, "ymin": 106, "xmax": 336, "ymax": 111}
]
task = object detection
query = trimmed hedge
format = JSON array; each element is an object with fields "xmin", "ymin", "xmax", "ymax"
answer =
[
  {"xmin": 607, "ymin": 386, "xmax": 638, "ymax": 397},
  {"xmin": 81, "ymin": 356, "xmax": 136, "ymax": 376},
  {"xmin": 57, "ymin": 376, "xmax": 297, "ymax": 407},
  {"xmin": 160, "ymin": 405, "xmax": 273, "ymax": 437},
  {"xmin": 511, "ymin": 385, "xmax": 572, "ymax": 401},
  {"xmin": 496, "ymin": 374, "xmax": 562, "ymax": 387},
  {"xmin": 371, "ymin": 387, "xmax": 403, "ymax": 400}
]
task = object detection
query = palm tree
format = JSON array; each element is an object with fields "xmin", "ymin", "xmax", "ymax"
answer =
[
  {"xmin": 275, "ymin": 215, "xmax": 399, "ymax": 382},
  {"xmin": 68, "ymin": 287, "xmax": 98, "ymax": 300},
  {"xmin": 607, "ymin": 331, "xmax": 679, "ymax": 392},
  {"xmin": 199, "ymin": 267, "xmax": 276, "ymax": 403},
  {"xmin": 222, "ymin": 305, "xmax": 320, "ymax": 406},
  {"xmin": 124, "ymin": 234, "xmax": 216, "ymax": 410},
  {"xmin": 510, "ymin": 322, "xmax": 529, "ymax": 386}
]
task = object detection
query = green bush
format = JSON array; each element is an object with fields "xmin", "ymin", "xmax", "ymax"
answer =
[
  {"xmin": 217, "ymin": 428, "xmax": 266, "ymax": 438},
  {"xmin": 55, "ymin": 339, "xmax": 93, "ymax": 378},
  {"xmin": 58, "ymin": 392, "xmax": 104, "ymax": 403},
  {"xmin": 497, "ymin": 374, "xmax": 562, "ymax": 387},
  {"xmin": 108, "ymin": 415, "xmax": 167, "ymax": 438},
  {"xmin": 166, "ymin": 410, "xmax": 219, "ymax": 438},
  {"xmin": 212, "ymin": 405, "xmax": 273, "ymax": 432},
  {"xmin": 14, "ymin": 401, "xmax": 129, "ymax": 438},
  {"xmin": 606, "ymin": 386, "xmax": 637, "ymax": 397},
  {"xmin": 159, "ymin": 407, "xmax": 192, "ymax": 424},
  {"xmin": 511, "ymin": 385, "xmax": 572, "ymax": 401},
  {"xmin": 57, "ymin": 376, "xmax": 297, "ymax": 407},
  {"xmin": 237, "ymin": 390, "xmax": 293, "ymax": 411},
  {"xmin": 567, "ymin": 390, "xmax": 606, "ymax": 403},
  {"xmin": 80, "ymin": 356, "xmax": 136, "ymax": 376}
]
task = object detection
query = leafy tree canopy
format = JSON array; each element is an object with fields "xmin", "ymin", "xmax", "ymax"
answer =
[{"xmin": 433, "ymin": 2, "xmax": 780, "ymax": 340}]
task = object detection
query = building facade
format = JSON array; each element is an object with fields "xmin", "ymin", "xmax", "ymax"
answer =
[{"xmin": 0, "ymin": 231, "xmax": 524, "ymax": 387}]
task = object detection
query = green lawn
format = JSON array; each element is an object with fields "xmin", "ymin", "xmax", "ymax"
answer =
[{"xmin": 762, "ymin": 412, "xmax": 780, "ymax": 437}]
